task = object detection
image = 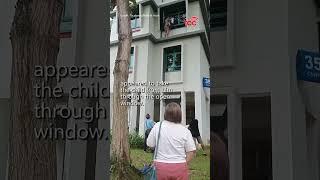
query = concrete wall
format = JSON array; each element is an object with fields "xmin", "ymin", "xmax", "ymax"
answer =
[
  {"xmin": 200, "ymin": 42, "xmax": 210, "ymax": 143},
  {"xmin": 213, "ymin": 0, "xmax": 320, "ymax": 179},
  {"xmin": 288, "ymin": 0, "xmax": 319, "ymax": 179},
  {"xmin": 214, "ymin": 0, "xmax": 287, "ymax": 179},
  {"xmin": 110, "ymin": 37, "xmax": 206, "ymax": 94},
  {"xmin": 110, "ymin": 39, "xmax": 151, "ymax": 91}
]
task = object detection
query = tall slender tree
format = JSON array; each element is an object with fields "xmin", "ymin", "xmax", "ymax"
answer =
[
  {"xmin": 111, "ymin": 0, "xmax": 134, "ymax": 179},
  {"xmin": 8, "ymin": 0, "xmax": 63, "ymax": 179}
]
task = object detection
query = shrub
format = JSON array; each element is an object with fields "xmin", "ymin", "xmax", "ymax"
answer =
[{"xmin": 129, "ymin": 133, "xmax": 144, "ymax": 149}]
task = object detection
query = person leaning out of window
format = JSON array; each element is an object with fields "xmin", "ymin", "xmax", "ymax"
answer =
[{"xmin": 147, "ymin": 102, "xmax": 196, "ymax": 179}]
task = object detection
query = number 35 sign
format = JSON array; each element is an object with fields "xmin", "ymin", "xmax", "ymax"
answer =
[{"xmin": 296, "ymin": 49, "xmax": 320, "ymax": 83}]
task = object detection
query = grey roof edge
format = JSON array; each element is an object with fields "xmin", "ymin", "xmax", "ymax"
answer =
[
  {"xmin": 110, "ymin": 0, "xmax": 158, "ymax": 15},
  {"xmin": 110, "ymin": 30, "xmax": 210, "ymax": 65},
  {"xmin": 140, "ymin": 0, "xmax": 158, "ymax": 12},
  {"xmin": 158, "ymin": 0, "xmax": 185, "ymax": 8},
  {"xmin": 198, "ymin": 0, "xmax": 210, "ymax": 36}
]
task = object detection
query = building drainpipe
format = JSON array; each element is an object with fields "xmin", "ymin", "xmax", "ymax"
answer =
[{"xmin": 181, "ymin": 90, "xmax": 186, "ymax": 125}]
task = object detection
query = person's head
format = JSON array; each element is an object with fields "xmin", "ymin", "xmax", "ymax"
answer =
[
  {"xmin": 146, "ymin": 114, "xmax": 150, "ymax": 119},
  {"xmin": 164, "ymin": 102, "xmax": 182, "ymax": 123}
]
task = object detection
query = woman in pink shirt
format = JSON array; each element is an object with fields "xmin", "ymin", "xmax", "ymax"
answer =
[{"xmin": 147, "ymin": 102, "xmax": 196, "ymax": 180}]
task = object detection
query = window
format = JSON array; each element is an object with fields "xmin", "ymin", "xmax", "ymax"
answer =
[
  {"xmin": 116, "ymin": 7, "xmax": 140, "ymax": 33},
  {"xmin": 131, "ymin": 15, "xmax": 140, "ymax": 29},
  {"xmin": 210, "ymin": 0, "xmax": 227, "ymax": 30},
  {"xmin": 164, "ymin": 45, "xmax": 181, "ymax": 72},
  {"xmin": 160, "ymin": 2, "xmax": 186, "ymax": 31},
  {"xmin": 129, "ymin": 47, "xmax": 135, "ymax": 73},
  {"xmin": 60, "ymin": 0, "xmax": 73, "ymax": 34},
  {"xmin": 130, "ymin": 4, "xmax": 140, "ymax": 30}
]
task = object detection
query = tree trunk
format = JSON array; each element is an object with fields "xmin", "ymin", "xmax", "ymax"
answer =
[
  {"xmin": 8, "ymin": 0, "xmax": 63, "ymax": 179},
  {"xmin": 111, "ymin": 0, "xmax": 133, "ymax": 179}
]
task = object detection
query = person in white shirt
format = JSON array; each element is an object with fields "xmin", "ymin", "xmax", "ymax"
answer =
[{"xmin": 147, "ymin": 102, "xmax": 196, "ymax": 180}]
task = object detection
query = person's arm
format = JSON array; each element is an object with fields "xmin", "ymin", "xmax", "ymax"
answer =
[
  {"xmin": 186, "ymin": 151, "xmax": 196, "ymax": 164},
  {"xmin": 185, "ymin": 129, "xmax": 197, "ymax": 164},
  {"xmin": 146, "ymin": 123, "xmax": 157, "ymax": 148}
]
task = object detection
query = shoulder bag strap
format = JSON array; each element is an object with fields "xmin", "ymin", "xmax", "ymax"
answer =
[{"xmin": 153, "ymin": 121, "xmax": 163, "ymax": 160}]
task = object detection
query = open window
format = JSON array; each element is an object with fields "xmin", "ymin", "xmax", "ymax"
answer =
[
  {"xmin": 130, "ymin": 3, "xmax": 141, "ymax": 30},
  {"xmin": 160, "ymin": 2, "xmax": 186, "ymax": 31},
  {"xmin": 163, "ymin": 45, "xmax": 182, "ymax": 72}
]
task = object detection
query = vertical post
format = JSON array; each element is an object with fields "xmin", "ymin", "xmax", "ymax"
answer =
[
  {"xmin": 128, "ymin": 97, "xmax": 138, "ymax": 133},
  {"xmin": 181, "ymin": 90, "xmax": 186, "ymax": 125},
  {"xmin": 139, "ymin": 4, "xmax": 142, "ymax": 28},
  {"xmin": 64, "ymin": 98, "xmax": 88, "ymax": 180},
  {"xmin": 139, "ymin": 95, "xmax": 146, "ymax": 136},
  {"xmin": 271, "ymin": 91, "xmax": 294, "ymax": 180},
  {"xmin": 195, "ymin": 91, "xmax": 203, "ymax": 137},
  {"xmin": 228, "ymin": 92, "xmax": 242, "ymax": 180}
]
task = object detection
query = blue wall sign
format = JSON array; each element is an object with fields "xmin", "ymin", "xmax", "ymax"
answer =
[
  {"xmin": 203, "ymin": 77, "xmax": 211, "ymax": 87},
  {"xmin": 296, "ymin": 49, "xmax": 320, "ymax": 83}
]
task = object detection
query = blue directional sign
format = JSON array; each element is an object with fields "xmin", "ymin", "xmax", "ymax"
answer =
[
  {"xmin": 203, "ymin": 77, "xmax": 211, "ymax": 87},
  {"xmin": 296, "ymin": 49, "xmax": 320, "ymax": 83}
]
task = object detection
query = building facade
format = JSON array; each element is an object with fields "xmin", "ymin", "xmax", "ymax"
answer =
[
  {"xmin": 110, "ymin": 0, "xmax": 211, "ymax": 144},
  {"xmin": 211, "ymin": 0, "xmax": 320, "ymax": 179}
]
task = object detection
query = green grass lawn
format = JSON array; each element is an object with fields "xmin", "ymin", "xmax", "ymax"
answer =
[{"xmin": 130, "ymin": 147, "xmax": 210, "ymax": 180}]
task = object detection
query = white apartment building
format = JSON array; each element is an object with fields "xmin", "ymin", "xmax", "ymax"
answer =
[
  {"xmin": 110, "ymin": 0, "xmax": 211, "ymax": 144},
  {"xmin": 211, "ymin": 0, "xmax": 320, "ymax": 179}
]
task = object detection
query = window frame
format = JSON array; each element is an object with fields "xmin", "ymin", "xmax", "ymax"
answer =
[
  {"xmin": 130, "ymin": 4, "xmax": 141, "ymax": 31},
  {"xmin": 160, "ymin": 2, "xmax": 186, "ymax": 31},
  {"xmin": 163, "ymin": 45, "xmax": 182, "ymax": 72}
]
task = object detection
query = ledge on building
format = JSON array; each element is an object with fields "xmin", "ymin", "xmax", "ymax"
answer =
[
  {"xmin": 110, "ymin": 30, "xmax": 210, "ymax": 65},
  {"xmin": 60, "ymin": 32, "xmax": 72, "ymax": 38},
  {"xmin": 140, "ymin": 0, "xmax": 158, "ymax": 12}
]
